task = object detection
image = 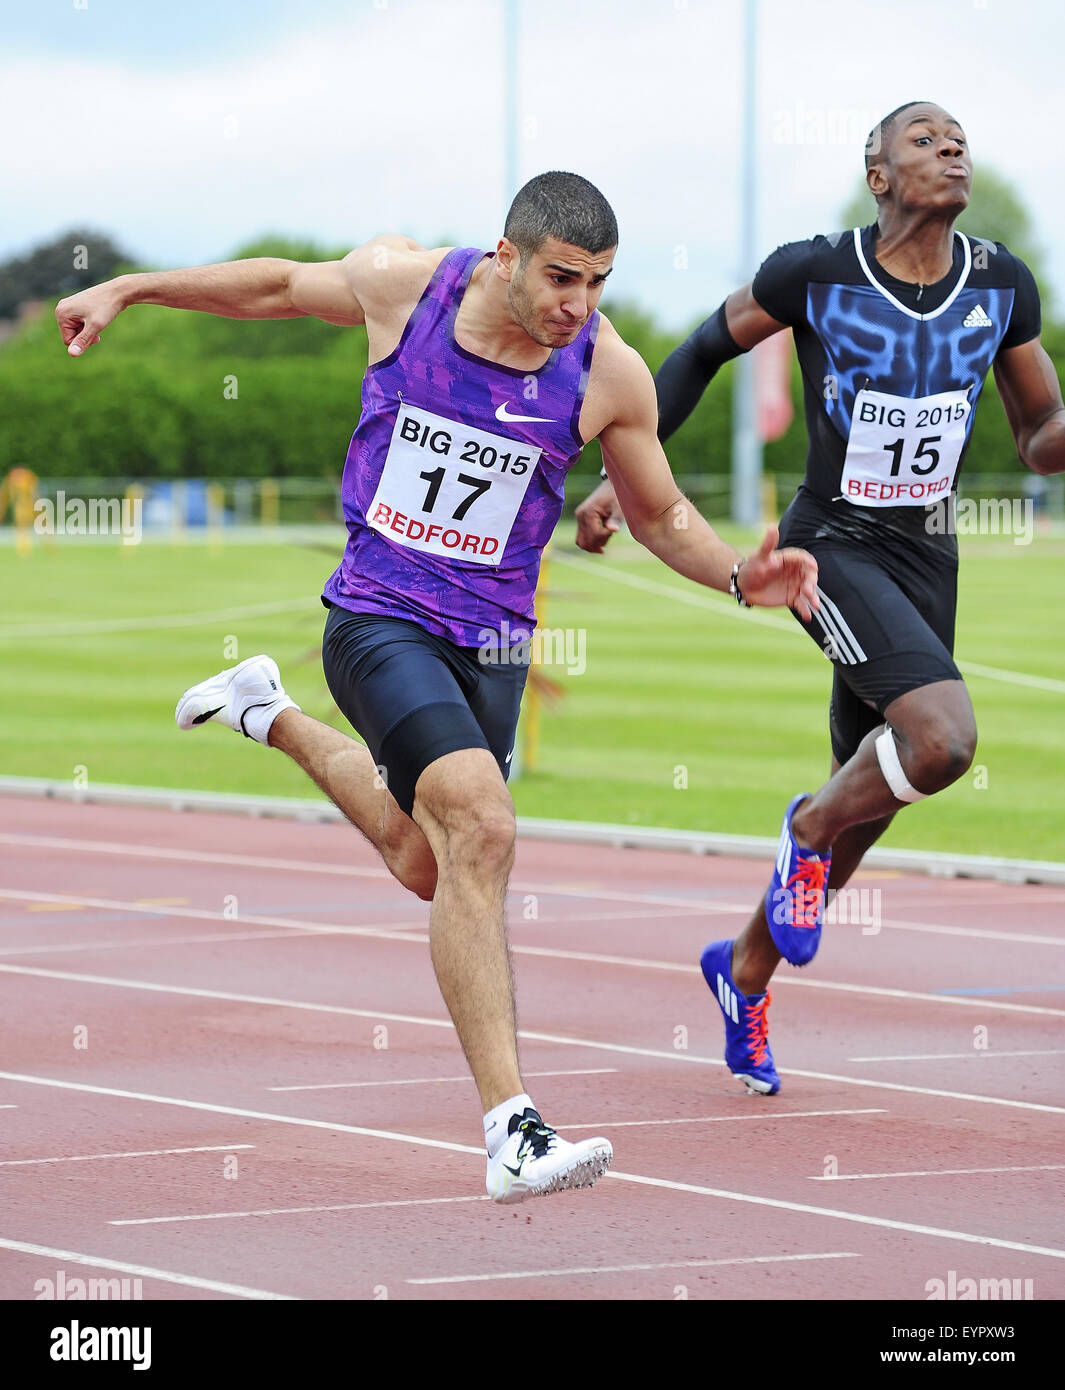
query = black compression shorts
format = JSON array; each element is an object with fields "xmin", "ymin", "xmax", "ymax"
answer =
[
  {"xmin": 778, "ymin": 492, "xmax": 963, "ymax": 765},
  {"xmin": 321, "ymin": 604, "xmax": 529, "ymax": 817}
]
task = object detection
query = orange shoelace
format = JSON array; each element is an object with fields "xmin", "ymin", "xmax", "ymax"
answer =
[
  {"xmin": 746, "ymin": 990, "xmax": 772, "ymax": 1066},
  {"xmin": 786, "ymin": 857, "xmax": 829, "ymax": 927}
]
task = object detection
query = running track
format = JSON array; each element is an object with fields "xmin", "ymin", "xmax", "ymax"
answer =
[{"xmin": 1, "ymin": 794, "xmax": 1063, "ymax": 1302}]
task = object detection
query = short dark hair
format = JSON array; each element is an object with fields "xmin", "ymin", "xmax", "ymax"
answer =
[
  {"xmin": 865, "ymin": 101, "xmax": 935, "ymax": 168},
  {"xmin": 504, "ymin": 171, "xmax": 618, "ymax": 263}
]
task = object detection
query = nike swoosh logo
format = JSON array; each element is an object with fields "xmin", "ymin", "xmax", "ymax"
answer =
[
  {"xmin": 502, "ymin": 1162, "xmax": 523, "ymax": 1177},
  {"xmin": 191, "ymin": 706, "xmax": 224, "ymax": 724},
  {"xmin": 505, "ymin": 749, "xmax": 513, "ymax": 764},
  {"xmin": 495, "ymin": 401, "xmax": 556, "ymax": 424}
]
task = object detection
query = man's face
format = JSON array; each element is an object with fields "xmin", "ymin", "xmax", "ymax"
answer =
[
  {"xmin": 502, "ymin": 236, "xmax": 615, "ymax": 348},
  {"xmin": 871, "ymin": 105, "xmax": 972, "ymax": 214}
]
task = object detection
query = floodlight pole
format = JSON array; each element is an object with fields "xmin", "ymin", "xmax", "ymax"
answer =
[
  {"xmin": 503, "ymin": 0, "xmax": 519, "ymax": 220},
  {"xmin": 731, "ymin": 0, "xmax": 762, "ymax": 526}
]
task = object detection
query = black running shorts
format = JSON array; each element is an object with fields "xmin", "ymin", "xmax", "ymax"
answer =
[
  {"xmin": 321, "ymin": 604, "xmax": 529, "ymax": 817},
  {"xmin": 779, "ymin": 491, "xmax": 963, "ymax": 766}
]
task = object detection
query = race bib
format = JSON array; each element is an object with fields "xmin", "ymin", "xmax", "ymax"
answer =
[
  {"xmin": 841, "ymin": 387, "xmax": 971, "ymax": 507},
  {"xmin": 366, "ymin": 404, "xmax": 541, "ymax": 566}
]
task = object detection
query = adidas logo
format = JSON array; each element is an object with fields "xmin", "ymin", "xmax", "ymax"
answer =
[
  {"xmin": 716, "ymin": 972, "xmax": 740, "ymax": 1024},
  {"xmin": 963, "ymin": 303, "xmax": 992, "ymax": 328}
]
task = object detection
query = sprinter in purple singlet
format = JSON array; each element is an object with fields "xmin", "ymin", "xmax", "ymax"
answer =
[{"xmin": 58, "ymin": 173, "xmax": 819, "ymax": 1205}]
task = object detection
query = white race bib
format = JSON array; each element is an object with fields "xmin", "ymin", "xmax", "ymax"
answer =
[
  {"xmin": 366, "ymin": 404, "xmax": 542, "ymax": 566},
  {"xmin": 841, "ymin": 387, "xmax": 971, "ymax": 507}
]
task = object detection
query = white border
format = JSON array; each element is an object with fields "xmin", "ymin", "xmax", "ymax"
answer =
[{"xmin": 852, "ymin": 226, "xmax": 972, "ymax": 321}]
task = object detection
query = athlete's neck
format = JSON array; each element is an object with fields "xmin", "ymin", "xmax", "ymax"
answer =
[
  {"xmin": 873, "ymin": 209, "xmax": 958, "ymax": 287},
  {"xmin": 453, "ymin": 256, "xmax": 553, "ymax": 371}
]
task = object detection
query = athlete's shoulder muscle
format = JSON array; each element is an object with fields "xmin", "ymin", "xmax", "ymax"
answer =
[
  {"xmin": 343, "ymin": 238, "xmax": 452, "ymax": 316},
  {"xmin": 284, "ymin": 238, "xmax": 449, "ymax": 327},
  {"xmin": 751, "ymin": 233, "xmax": 831, "ymax": 326}
]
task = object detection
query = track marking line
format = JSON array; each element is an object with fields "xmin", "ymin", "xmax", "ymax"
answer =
[
  {"xmin": 558, "ymin": 1109, "xmax": 887, "ymax": 1129},
  {"xmin": 0, "ymin": 928, "xmax": 324, "ymax": 959},
  {"xmin": 553, "ymin": 551, "xmax": 1065, "ymax": 693},
  {"xmin": 876, "ymin": 919, "xmax": 1065, "ymax": 947},
  {"xmin": 811, "ymin": 1164, "xmax": 1065, "ymax": 1182},
  {"xmin": 13, "ymin": 832, "xmax": 1065, "ymax": 943},
  {"xmin": 406, "ymin": 1251, "xmax": 862, "ymax": 1285},
  {"xmin": 0, "ymin": 887, "xmax": 424, "ymax": 942},
  {"xmin": 601, "ymin": 1169, "xmax": 1065, "ymax": 1260},
  {"xmin": 2, "ymin": 888, "xmax": 1062, "ymax": 1020},
  {"xmin": 0, "ymin": 1144, "xmax": 254, "ymax": 1168},
  {"xmin": 112, "ymin": 1195, "xmax": 489, "ymax": 1226},
  {"xmin": 2, "ymin": 966, "xmax": 1063, "ymax": 1113},
  {"xmin": 849, "ymin": 1049, "xmax": 1065, "ymax": 1062},
  {"xmin": 0, "ymin": 1236, "xmax": 296, "ymax": 1299},
  {"xmin": 269, "ymin": 1068, "xmax": 617, "ymax": 1092},
  {"xmin": 0, "ymin": 597, "xmax": 313, "ymax": 640},
  {"xmin": 3, "ymin": 1071, "xmax": 1063, "ymax": 1262}
]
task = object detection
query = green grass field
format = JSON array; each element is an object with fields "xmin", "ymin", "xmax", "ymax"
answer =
[{"xmin": 1, "ymin": 525, "xmax": 1062, "ymax": 859}]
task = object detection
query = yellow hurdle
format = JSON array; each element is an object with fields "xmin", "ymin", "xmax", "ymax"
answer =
[
  {"xmin": 260, "ymin": 477, "xmax": 280, "ymax": 529},
  {"xmin": 522, "ymin": 544, "xmax": 550, "ymax": 773},
  {"xmin": 207, "ymin": 482, "xmax": 225, "ymax": 552},
  {"xmin": 0, "ymin": 467, "xmax": 39, "ymax": 555}
]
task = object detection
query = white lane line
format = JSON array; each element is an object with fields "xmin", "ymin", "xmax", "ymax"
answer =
[
  {"xmin": 0, "ymin": 1236, "xmax": 296, "ymax": 1299},
  {"xmin": 553, "ymin": 551, "xmax": 1065, "ymax": 694},
  {"xmin": 113, "ymin": 1195, "xmax": 489, "ymax": 1226},
  {"xmin": 3, "ymin": 966, "xmax": 1063, "ymax": 1114},
  {"xmin": 269, "ymin": 1068, "xmax": 617, "ymax": 1093},
  {"xmin": 516, "ymin": 1029, "xmax": 1065, "ymax": 1115},
  {"xmin": 558, "ymin": 1109, "xmax": 887, "ymax": 1129},
  {"xmin": 0, "ymin": 907, "xmax": 704, "ymax": 962},
  {"xmin": 0, "ymin": 1105, "xmax": 16, "ymax": 1109},
  {"xmin": 3, "ymin": 889, "xmax": 1062, "ymax": 1020},
  {"xmin": 0, "ymin": 597, "xmax": 313, "ymax": 640},
  {"xmin": 0, "ymin": 928, "xmax": 320, "ymax": 959},
  {"xmin": 0, "ymin": 1144, "xmax": 254, "ymax": 1169},
  {"xmin": 849, "ymin": 1049, "xmax": 1065, "ymax": 1063},
  {"xmin": 954, "ymin": 659, "xmax": 1065, "ymax": 696},
  {"xmin": 878, "ymin": 919, "xmax": 1065, "ymax": 947},
  {"xmin": 5, "ymin": 832, "xmax": 1064, "ymax": 945},
  {"xmin": 776, "ymin": 975, "xmax": 1065, "ymax": 1018},
  {"xmin": 811, "ymin": 1164, "xmax": 1065, "ymax": 1182},
  {"xmin": 0, "ymin": 888, "xmax": 425, "ymax": 942},
  {"xmin": 3, "ymin": 1071, "xmax": 1063, "ymax": 1262},
  {"xmin": 602, "ymin": 1169, "xmax": 1065, "ymax": 1260},
  {"xmin": 406, "ymin": 1251, "xmax": 861, "ymax": 1286},
  {"xmin": 0, "ymin": 1071, "xmax": 484, "ymax": 1154},
  {"xmin": 0, "ymin": 833, "xmax": 393, "ymax": 883}
]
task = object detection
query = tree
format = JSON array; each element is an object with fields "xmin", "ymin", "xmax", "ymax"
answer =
[
  {"xmin": 839, "ymin": 164, "xmax": 1051, "ymax": 307},
  {"xmin": 0, "ymin": 230, "xmax": 136, "ymax": 319}
]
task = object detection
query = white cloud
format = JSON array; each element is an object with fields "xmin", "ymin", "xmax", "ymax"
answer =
[{"xmin": 2, "ymin": 0, "xmax": 1062, "ymax": 329}]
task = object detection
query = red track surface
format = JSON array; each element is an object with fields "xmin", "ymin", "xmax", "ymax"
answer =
[{"xmin": 1, "ymin": 794, "xmax": 1063, "ymax": 1302}]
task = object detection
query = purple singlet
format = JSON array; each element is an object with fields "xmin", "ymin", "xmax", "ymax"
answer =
[{"xmin": 322, "ymin": 247, "xmax": 599, "ymax": 645}]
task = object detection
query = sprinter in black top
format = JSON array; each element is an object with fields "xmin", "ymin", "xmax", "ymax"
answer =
[{"xmin": 576, "ymin": 102, "xmax": 1065, "ymax": 1094}]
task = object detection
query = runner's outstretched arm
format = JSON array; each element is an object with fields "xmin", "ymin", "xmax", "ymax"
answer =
[
  {"xmin": 54, "ymin": 235, "xmax": 430, "ymax": 355},
  {"xmin": 597, "ymin": 337, "xmax": 818, "ymax": 620},
  {"xmin": 993, "ymin": 337, "xmax": 1065, "ymax": 475},
  {"xmin": 575, "ymin": 284, "xmax": 788, "ymax": 551}
]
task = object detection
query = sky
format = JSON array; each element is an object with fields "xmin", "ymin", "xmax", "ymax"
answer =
[{"xmin": 2, "ymin": 0, "xmax": 1063, "ymax": 331}]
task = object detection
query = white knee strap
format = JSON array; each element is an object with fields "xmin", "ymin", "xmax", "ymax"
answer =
[{"xmin": 875, "ymin": 727, "xmax": 927, "ymax": 803}]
